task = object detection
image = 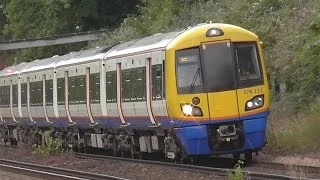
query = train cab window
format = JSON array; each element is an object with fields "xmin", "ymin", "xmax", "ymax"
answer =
[
  {"xmin": 57, "ymin": 78, "xmax": 65, "ymax": 105},
  {"xmin": 21, "ymin": 83, "xmax": 27, "ymax": 107},
  {"xmin": 234, "ymin": 43, "xmax": 262, "ymax": 83},
  {"xmin": 46, "ymin": 80, "xmax": 53, "ymax": 105},
  {"xmin": 106, "ymin": 71, "xmax": 116, "ymax": 103},
  {"xmin": 152, "ymin": 65, "xmax": 162, "ymax": 100},
  {"xmin": 176, "ymin": 48, "xmax": 204, "ymax": 94},
  {"xmin": 12, "ymin": 84, "xmax": 18, "ymax": 107},
  {"xmin": 90, "ymin": 73, "xmax": 100, "ymax": 103},
  {"xmin": 202, "ymin": 42, "xmax": 236, "ymax": 92}
]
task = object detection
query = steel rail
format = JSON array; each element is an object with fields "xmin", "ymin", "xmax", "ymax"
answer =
[
  {"xmin": 250, "ymin": 160, "xmax": 320, "ymax": 176},
  {"xmin": 0, "ymin": 159, "xmax": 129, "ymax": 180},
  {"xmin": 74, "ymin": 153, "xmax": 318, "ymax": 180}
]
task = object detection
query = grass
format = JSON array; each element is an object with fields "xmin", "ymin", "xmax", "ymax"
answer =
[
  {"xmin": 32, "ymin": 136, "xmax": 63, "ymax": 156},
  {"xmin": 267, "ymin": 101, "xmax": 320, "ymax": 151},
  {"xmin": 228, "ymin": 160, "xmax": 245, "ymax": 180}
]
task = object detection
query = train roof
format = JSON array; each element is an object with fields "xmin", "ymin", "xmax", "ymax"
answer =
[
  {"xmin": 105, "ymin": 31, "xmax": 181, "ymax": 59},
  {"xmin": 7, "ymin": 46, "xmax": 110, "ymax": 74},
  {"xmin": 0, "ymin": 62, "xmax": 29, "ymax": 77},
  {"xmin": 53, "ymin": 46, "xmax": 110, "ymax": 68}
]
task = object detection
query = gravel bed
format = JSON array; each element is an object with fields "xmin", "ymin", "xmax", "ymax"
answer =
[
  {"xmin": 1, "ymin": 143, "xmax": 320, "ymax": 180},
  {"xmin": 0, "ymin": 143, "xmax": 223, "ymax": 180},
  {"xmin": 256, "ymin": 147, "xmax": 320, "ymax": 167}
]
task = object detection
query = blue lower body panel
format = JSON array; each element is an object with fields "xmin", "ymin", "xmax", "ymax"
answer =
[{"xmin": 175, "ymin": 117, "xmax": 267, "ymax": 155}]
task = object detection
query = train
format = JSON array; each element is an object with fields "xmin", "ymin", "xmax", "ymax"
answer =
[{"xmin": 0, "ymin": 23, "xmax": 270, "ymax": 162}]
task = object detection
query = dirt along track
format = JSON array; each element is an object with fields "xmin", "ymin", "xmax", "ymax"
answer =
[
  {"xmin": 75, "ymin": 152, "xmax": 320, "ymax": 180},
  {"xmin": 0, "ymin": 143, "xmax": 320, "ymax": 180}
]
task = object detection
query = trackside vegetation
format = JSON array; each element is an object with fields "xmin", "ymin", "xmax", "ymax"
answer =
[
  {"xmin": 32, "ymin": 137, "xmax": 62, "ymax": 156},
  {"xmin": 1, "ymin": 0, "xmax": 320, "ymax": 152}
]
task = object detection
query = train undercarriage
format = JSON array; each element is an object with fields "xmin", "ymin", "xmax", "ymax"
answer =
[{"xmin": 0, "ymin": 123, "xmax": 255, "ymax": 163}]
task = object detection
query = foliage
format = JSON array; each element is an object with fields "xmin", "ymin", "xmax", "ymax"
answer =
[
  {"xmin": 0, "ymin": 1, "xmax": 6, "ymax": 38},
  {"xmin": 32, "ymin": 136, "xmax": 62, "ymax": 156},
  {"xmin": 268, "ymin": 111, "xmax": 320, "ymax": 151},
  {"xmin": 228, "ymin": 160, "xmax": 245, "ymax": 180},
  {"xmin": 2, "ymin": 0, "xmax": 141, "ymax": 64}
]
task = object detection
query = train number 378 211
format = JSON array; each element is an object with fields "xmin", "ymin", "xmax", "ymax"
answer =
[{"xmin": 243, "ymin": 88, "xmax": 263, "ymax": 95}]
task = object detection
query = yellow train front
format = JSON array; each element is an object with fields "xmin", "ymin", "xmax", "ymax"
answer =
[{"xmin": 165, "ymin": 23, "xmax": 270, "ymax": 158}]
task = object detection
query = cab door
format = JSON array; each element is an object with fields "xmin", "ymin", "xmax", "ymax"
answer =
[{"xmin": 201, "ymin": 41, "xmax": 239, "ymax": 121}]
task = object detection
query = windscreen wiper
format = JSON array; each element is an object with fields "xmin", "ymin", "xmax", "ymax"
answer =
[{"xmin": 189, "ymin": 67, "xmax": 200, "ymax": 93}]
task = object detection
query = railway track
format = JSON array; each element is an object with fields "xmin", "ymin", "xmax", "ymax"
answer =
[
  {"xmin": 74, "ymin": 153, "xmax": 320, "ymax": 180},
  {"xmin": 0, "ymin": 158, "xmax": 128, "ymax": 180},
  {"xmin": 249, "ymin": 160, "xmax": 320, "ymax": 175}
]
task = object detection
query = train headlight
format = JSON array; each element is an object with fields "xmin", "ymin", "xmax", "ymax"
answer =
[
  {"xmin": 182, "ymin": 104, "xmax": 193, "ymax": 116},
  {"xmin": 181, "ymin": 104, "xmax": 203, "ymax": 116},
  {"xmin": 206, "ymin": 28, "xmax": 224, "ymax": 37},
  {"xmin": 245, "ymin": 95, "xmax": 264, "ymax": 111}
]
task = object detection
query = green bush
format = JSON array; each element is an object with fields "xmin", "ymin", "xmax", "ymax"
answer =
[
  {"xmin": 268, "ymin": 112, "xmax": 320, "ymax": 151},
  {"xmin": 32, "ymin": 136, "xmax": 62, "ymax": 156},
  {"xmin": 228, "ymin": 160, "xmax": 245, "ymax": 180}
]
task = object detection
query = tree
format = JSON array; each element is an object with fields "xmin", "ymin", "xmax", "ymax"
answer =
[
  {"xmin": 2, "ymin": 0, "xmax": 141, "ymax": 63},
  {"xmin": 0, "ymin": 1, "xmax": 7, "ymax": 38}
]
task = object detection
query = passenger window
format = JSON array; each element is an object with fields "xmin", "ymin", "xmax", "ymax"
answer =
[
  {"xmin": 0, "ymin": 86, "xmax": 10, "ymax": 107},
  {"xmin": 136, "ymin": 68, "xmax": 146, "ymax": 101},
  {"xmin": 46, "ymin": 80, "xmax": 53, "ymax": 105},
  {"xmin": 123, "ymin": 71, "xmax": 132, "ymax": 102},
  {"xmin": 69, "ymin": 77, "xmax": 77, "ymax": 104},
  {"xmin": 12, "ymin": 84, "xmax": 18, "ymax": 107},
  {"xmin": 106, "ymin": 71, "xmax": 117, "ymax": 103},
  {"xmin": 131, "ymin": 70, "xmax": 138, "ymax": 101},
  {"xmin": 30, "ymin": 81, "xmax": 43, "ymax": 106},
  {"xmin": 69, "ymin": 76, "xmax": 86, "ymax": 104},
  {"xmin": 78, "ymin": 75, "xmax": 86, "ymax": 104},
  {"xmin": 162, "ymin": 62, "xmax": 166, "ymax": 99},
  {"xmin": 21, "ymin": 83, "xmax": 27, "ymax": 107},
  {"xmin": 57, "ymin": 78, "xmax": 65, "ymax": 105},
  {"xmin": 30, "ymin": 82, "xmax": 36, "ymax": 106},
  {"xmin": 152, "ymin": 65, "xmax": 162, "ymax": 100},
  {"xmin": 90, "ymin": 73, "xmax": 100, "ymax": 103}
]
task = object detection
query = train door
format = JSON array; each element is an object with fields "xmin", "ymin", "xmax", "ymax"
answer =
[{"xmin": 200, "ymin": 41, "xmax": 240, "ymax": 121}]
